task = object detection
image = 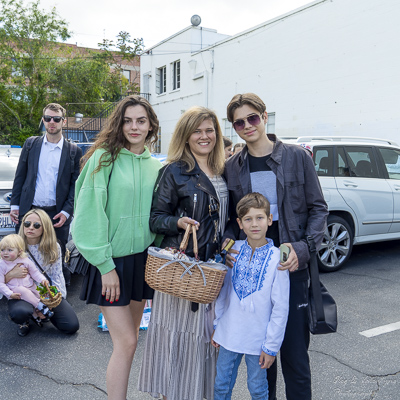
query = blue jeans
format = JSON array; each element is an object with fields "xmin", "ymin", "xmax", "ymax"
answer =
[{"xmin": 214, "ymin": 346, "xmax": 268, "ymax": 400}]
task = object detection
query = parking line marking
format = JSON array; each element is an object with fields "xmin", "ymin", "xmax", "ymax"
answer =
[{"xmin": 359, "ymin": 321, "xmax": 400, "ymax": 338}]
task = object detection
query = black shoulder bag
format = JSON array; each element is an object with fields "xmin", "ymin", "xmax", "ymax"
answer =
[
  {"xmin": 307, "ymin": 236, "xmax": 338, "ymax": 334},
  {"xmin": 27, "ymin": 249, "xmax": 53, "ymax": 285}
]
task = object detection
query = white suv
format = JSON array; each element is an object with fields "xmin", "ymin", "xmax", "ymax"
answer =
[{"xmin": 283, "ymin": 136, "xmax": 400, "ymax": 272}]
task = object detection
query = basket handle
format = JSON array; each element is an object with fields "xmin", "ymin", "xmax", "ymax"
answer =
[
  {"xmin": 179, "ymin": 224, "xmax": 192, "ymax": 252},
  {"xmin": 179, "ymin": 224, "xmax": 199, "ymax": 255},
  {"xmin": 192, "ymin": 225, "xmax": 198, "ymax": 259},
  {"xmin": 44, "ymin": 281, "xmax": 54, "ymax": 300}
]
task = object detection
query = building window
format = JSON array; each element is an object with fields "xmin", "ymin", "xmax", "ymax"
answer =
[
  {"xmin": 156, "ymin": 66, "xmax": 166, "ymax": 94},
  {"xmin": 267, "ymin": 112, "xmax": 275, "ymax": 134},
  {"xmin": 223, "ymin": 119, "xmax": 239, "ymax": 144},
  {"xmin": 143, "ymin": 72, "xmax": 151, "ymax": 94},
  {"xmin": 155, "ymin": 127, "xmax": 162, "ymax": 153},
  {"xmin": 172, "ymin": 60, "xmax": 180, "ymax": 90},
  {"xmin": 122, "ymin": 69, "xmax": 130, "ymax": 81}
]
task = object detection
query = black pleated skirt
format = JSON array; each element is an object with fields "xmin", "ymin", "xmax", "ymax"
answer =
[{"xmin": 80, "ymin": 250, "xmax": 154, "ymax": 306}]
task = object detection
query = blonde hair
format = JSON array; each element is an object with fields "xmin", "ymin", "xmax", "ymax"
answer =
[
  {"xmin": 167, "ymin": 106, "xmax": 225, "ymax": 175},
  {"xmin": 0, "ymin": 234, "xmax": 26, "ymax": 259},
  {"xmin": 19, "ymin": 209, "xmax": 58, "ymax": 266}
]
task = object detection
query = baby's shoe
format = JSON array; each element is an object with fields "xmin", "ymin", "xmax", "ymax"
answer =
[
  {"xmin": 41, "ymin": 306, "xmax": 54, "ymax": 318},
  {"xmin": 31, "ymin": 316, "xmax": 43, "ymax": 328},
  {"xmin": 17, "ymin": 321, "xmax": 31, "ymax": 337}
]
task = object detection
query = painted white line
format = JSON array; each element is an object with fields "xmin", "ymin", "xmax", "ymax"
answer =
[{"xmin": 359, "ymin": 321, "xmax": 400, "ymax": 338}]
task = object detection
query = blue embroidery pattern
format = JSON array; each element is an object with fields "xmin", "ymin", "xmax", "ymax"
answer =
[
  {"xmin": 262, "ymin": 344, "xmax": 277, "ymax": 357},
  {"xmin": 233, "ymin": 240, "xmax": 273, "ymax": 300}
]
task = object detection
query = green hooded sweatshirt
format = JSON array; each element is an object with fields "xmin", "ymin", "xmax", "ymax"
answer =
[{"xmin": 71, "ymin": 147, "xmax": 162, "ymax": 275}]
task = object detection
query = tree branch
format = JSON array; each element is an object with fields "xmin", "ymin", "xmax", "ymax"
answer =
[{"xmin": 0, "ymin": 101, "xmax": 22, "ymax": 129}]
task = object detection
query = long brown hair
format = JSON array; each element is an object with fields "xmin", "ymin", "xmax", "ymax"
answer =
[
  {"xmin": 81, "ymin": 95, "xmax": 159, "ymax": 173},
  {"xmin": 167, "ymin": 106, "xmax": 225, "ymax": 175}
]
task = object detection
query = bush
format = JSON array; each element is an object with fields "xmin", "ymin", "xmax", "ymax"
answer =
[{"xmin": 0, "ymin": 125, "xmax": 40, "ymax": 146}]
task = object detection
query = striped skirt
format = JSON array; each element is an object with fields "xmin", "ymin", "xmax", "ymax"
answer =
[{"xmin": 138, "ymin": 290, "xmax": 217, "ymax": 400}]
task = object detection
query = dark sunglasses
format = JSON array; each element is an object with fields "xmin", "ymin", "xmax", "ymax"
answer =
[
  {"xmin": 23, "ymin": 221, "xmax": 42, "ymax": 229},
  {"xmin": 43, "ymin": 115, "xmax": 64, "ymax": 123},
  {"xmin": 232, "ymin": 114, "xmax": 261, "ymax": 132}
]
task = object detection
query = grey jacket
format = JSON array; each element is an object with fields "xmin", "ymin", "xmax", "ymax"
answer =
[{"xmin": 223, "ymin": 135, "xmax": 328, "ymax": 276}]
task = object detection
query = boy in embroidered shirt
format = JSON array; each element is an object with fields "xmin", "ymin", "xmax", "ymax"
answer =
[{"xmin": 212, "ymin": 193, "xmax": 290, "ymax": 400}]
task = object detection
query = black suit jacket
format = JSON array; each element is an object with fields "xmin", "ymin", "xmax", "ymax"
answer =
[{"xmin": 11, "ymin": 136, "xmax": 83, "ymax": 219}]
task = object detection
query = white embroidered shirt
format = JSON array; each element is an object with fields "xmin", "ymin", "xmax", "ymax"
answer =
[{"xmin": 213, "ymin": 239, "xmax": 290, "ymax": 356}]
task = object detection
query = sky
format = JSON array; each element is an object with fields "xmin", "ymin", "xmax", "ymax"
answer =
[{"xmin": 20, "ymin": 0, "xmax": 313, "ymax": 50}]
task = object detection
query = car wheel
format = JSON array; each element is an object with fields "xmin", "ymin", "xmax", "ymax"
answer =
[{"xmin": 317, "ymin": 215, "xmax": 353, "ymax": 272}]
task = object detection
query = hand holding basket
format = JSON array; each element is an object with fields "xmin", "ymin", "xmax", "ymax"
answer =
[
  {"xmin": 39, "ymin": 281, "xmax": 62, "ymax": 309},
  {"xmin": 145, "ymin": 225, "xmax": 227, "ymax": 304}
]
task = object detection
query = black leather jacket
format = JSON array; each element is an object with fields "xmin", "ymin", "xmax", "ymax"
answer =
[{"xmin": 150, "ymin": 161, "xmax": 223, "ymax": 260}]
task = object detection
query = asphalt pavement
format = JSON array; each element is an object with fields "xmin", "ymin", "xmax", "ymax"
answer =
[{"xmin": 1, "ymin": 239, "xmax": 400, "ymax": 399}]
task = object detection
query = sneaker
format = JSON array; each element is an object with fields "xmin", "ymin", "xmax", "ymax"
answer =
[
  {"xmin": 41, "ymin": 306, "xmax": 54, "ymax": 318},
  {"xmin": 17, "ymin": 322, "xmax": 31, "ymax": 337}
]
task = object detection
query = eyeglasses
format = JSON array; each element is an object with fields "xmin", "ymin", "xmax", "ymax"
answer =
[
  {"xmin": 232, "ymin": 114, "xmax": 261, "ymax": 132},
  {"xmin": 23, "ymin": 221, "xmax": 42, "ymax": 229},
  {"xmin": 43, "ymin": 115, "xmax": 64, "ymax": 123}
]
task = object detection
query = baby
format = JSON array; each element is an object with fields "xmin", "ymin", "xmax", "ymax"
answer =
[{"xmin": 0, "ymin": 234, "xmax": 54, "ymax": 318}]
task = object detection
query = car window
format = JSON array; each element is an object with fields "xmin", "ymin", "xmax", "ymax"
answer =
[
  {"xmin": 378, "ymin": 148, "xmax": 400, "ymax": 180},
  {"xmin": 343, "ymin": 146, "xmax": 379, "ymax": 178},
  {"xmin": 336, "ymin": 147, "xmax": 351, "ymax": 177},
  {"xmin": 313, "ymin": 147, "xmax": 333, "ymax": 176}
]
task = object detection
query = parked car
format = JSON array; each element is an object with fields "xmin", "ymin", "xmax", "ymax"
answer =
[
  {"xmin": 0, "ymin": 145, "xmax": 22, "ymax": 240},
  {"xmin": 282, "ymin": 136, "xmax": 400, "ymax": 272},
  {"xmin": 75, "ymin": 142, "xmax": 93, "ymax": 155}
]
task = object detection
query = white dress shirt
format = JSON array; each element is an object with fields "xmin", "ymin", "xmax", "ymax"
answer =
[
  {"xmin": 10, "ymin": 135, "xmax": 70, "ymax": 219},
  {"xmin": 33, "ymin": 134, "xmax": 63, "ymax": 208}
]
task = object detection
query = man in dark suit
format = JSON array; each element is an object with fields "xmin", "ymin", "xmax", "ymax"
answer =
[{"xmin": 10, "ymin": 103, "xmax": 82, "ymax": 284}]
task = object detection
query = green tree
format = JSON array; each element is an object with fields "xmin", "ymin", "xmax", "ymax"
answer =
[
  {"xmin": 0, "ymin": 0, "xmax": 144, "ymax": 146},
  {"xmin": 98, "ymin": 31, "xmax": 144, "ymax": 97},
  {"xmin": 0, "ymin": 0, "xmax": 70, "ymax": 133}
]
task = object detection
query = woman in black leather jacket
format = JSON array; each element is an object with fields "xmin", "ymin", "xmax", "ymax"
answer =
[
  {"xmin": 138, "ymin": 107, "xmax": 228, "ymax": 400},
  {"xmin": 149, "ymin": 160, "xmax": 223, "ymax": 261}
]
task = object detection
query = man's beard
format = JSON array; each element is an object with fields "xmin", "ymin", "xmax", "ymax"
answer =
[{"xmin": 46, "ymin": 126, "xmax": 62, "ymax": 136}]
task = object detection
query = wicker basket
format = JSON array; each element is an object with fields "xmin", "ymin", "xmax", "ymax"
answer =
[
  {"xmin": 40, "ymin": 281, "xmax": 62, "ymax": 309},
  {"xmin": 145, "ymin": 225, "xmax": 227, "ymax": 304}
]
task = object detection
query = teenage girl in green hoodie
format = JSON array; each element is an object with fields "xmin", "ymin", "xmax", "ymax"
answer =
[{"xmin": 72, "ymin": 95, "xmax": 162, "ymax": 400}]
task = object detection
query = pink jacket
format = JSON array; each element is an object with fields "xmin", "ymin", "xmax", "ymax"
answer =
[{"xmin": 0, "ymin": 257, "xmax": 46, "ymax": 299}]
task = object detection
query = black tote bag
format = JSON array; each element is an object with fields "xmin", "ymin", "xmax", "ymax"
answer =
[{"xmin": 307, "ymin": 236, "xmax": 338, "ymax": 335}]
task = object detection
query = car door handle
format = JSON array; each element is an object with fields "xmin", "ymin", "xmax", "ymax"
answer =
[
  {"xmin": 394, "ymin": 185, "xmax": 400, "ymax": 191},
  {"xmin": 343, "ymin": 180, "xmax": 358, "ymax": 187}
]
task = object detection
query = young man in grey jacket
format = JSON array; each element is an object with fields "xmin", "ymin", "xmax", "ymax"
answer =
[{"xmin": 223, "ymin": 93, "xmax": 328, "ymax": 400}]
